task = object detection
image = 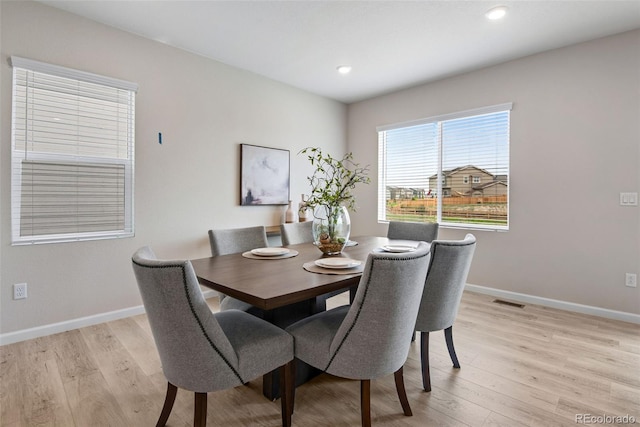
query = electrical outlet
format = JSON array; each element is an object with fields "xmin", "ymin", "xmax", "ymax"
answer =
[
  {"xmin": 13, "ymin": 283, "xmax": 28, "ymax": 299},
  {"xmin": 620, "ymin": 192, "xmax": 638, "ymax": 206},
  {"xmin": 626, "ymin": 273, "xmax": 637, "ymax": 288}
]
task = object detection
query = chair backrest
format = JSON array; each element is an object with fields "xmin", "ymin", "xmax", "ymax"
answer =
[
  {"xmin": 208, "ymin": 225, "xmax": 268, "ymax": 256},
  {"xmin": 325, "ymin": 242, "xmax": 431, "ymax": 379},
  {"xmin": 387, "ymin": 221, "xmax": 439, "ymax": 242},
  {"xmin": 131, "ymin": 247, "xmax": 244, "ymax": 392},
  {"xmin": 414, "ymin": 234, "xmax": 476, "ymax": 333},
  {"xmin": 280, "ymin": 221, "xmax": 313, "ymax": 246}
]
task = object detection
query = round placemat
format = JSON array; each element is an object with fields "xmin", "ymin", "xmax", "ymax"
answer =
[
  {"xmin": 303, "ymin": 261, "xmax": 364, "ymax": 275},
  {"xmin": 242, "ymin": 249, "xmax": 299, "ymax": 260}
]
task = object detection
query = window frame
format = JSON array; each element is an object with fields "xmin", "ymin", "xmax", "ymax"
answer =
[
  {"xmin": 10, "ymin": 56, "xmax": 138, "ymax": 245},
  {"xmin": 377, "ymin": 103, "xmax": 512, "ymax": 231}
]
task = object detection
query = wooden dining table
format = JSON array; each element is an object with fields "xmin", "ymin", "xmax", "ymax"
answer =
[
  {"xmin": 191, "ymin": 235, "xmax": 393, "ymax": 312},
  {"xmin": 190, "ymin": 235, "xmax": 394, "ymax": 399}
]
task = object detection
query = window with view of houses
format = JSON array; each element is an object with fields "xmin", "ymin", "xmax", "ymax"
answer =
[{"xmin": 377, "ymin": 103, "xmax": 511, "ymax": 230}]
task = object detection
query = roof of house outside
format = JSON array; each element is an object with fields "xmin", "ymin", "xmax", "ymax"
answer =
[{"xmin": 429, "ymin": 165, "xmax": 495, "ymax": 179}]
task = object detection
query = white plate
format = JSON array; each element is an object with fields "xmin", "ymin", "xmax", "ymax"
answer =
[
  {"xmin": 251, "ymin": 247, "xmax": 290, "ymax": 257},
  {"xmin": 382, "ymin": 245, "xmax": 417, "ymax": 253},
  {"xmin": 315, "ymin": 258, "xmax": 362, "ymax": 269}
]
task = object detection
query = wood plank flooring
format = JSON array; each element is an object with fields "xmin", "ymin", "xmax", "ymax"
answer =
[{"xmin": 1, "ymin": 291, "xmax": 638, "ymax": 426}]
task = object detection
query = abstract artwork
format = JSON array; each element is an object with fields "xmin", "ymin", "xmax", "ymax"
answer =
[{"xmin": 240, "ymin": 144, "xmax": 290, "ymax": 205}]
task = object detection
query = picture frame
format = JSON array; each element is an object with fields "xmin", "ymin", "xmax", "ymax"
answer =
[{"xmin": 240, "ymin": 144, "xmax": 290, "ymax": 205}]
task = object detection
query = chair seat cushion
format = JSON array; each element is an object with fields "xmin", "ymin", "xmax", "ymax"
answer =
[
  {"xmin": 216, "ymin": 309, "xmax": 293, "ymax": 383},
  {"xmin": 285, "ymin": 305, "xmax": 350, "ymax": 371},
  {"xmin": 220, "ymin": 296, "xmax": 256, "ymax": 312}
]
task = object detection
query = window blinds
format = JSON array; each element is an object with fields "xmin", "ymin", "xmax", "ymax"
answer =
[
  {"xmin": 11, "ymin": 57, "xmax": 137, "ymax": 244},
  {"xmin": 378, "ymin": 103, "xmax": 511, "ymax": 230}
]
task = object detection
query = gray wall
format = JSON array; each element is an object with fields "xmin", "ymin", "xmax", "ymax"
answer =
[
  {"xmin": 0, "ymin": 1, "xmax": 346, "ymax": 334},
  {"xmin": 347, "ymin": 29, "xmax": 640, "ymax": 315}
]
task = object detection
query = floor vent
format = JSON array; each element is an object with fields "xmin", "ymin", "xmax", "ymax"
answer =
[{"xmin": 493, "ymin": 299, "xmax": 525, "ymax": 308}]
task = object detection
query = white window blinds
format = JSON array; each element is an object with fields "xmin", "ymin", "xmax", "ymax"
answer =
[
  {"xmin": 378, "ymin": 103, "xmax": 511, "ymax": 230},
  {"xmin": 11, "ymin": 57, "xmax": 137, "ymax": 244}
]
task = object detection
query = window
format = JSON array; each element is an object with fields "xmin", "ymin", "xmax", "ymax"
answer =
[
  {"xmin": 378, "ymin": 103, "xmax": 511, "ymax": 230},
  {"xmin": 10, "ymin": 57, "xmax": 137, "ymax": 244}
]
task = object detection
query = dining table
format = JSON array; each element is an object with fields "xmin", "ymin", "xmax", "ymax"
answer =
[{"xmin": 190, "ymin": 235, "xmax": 422, "ymax": 399}]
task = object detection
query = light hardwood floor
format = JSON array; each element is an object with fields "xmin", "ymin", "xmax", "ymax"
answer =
[{"xmin": 1, "ymin": 291, "xmax": 638, "ymax": 426}]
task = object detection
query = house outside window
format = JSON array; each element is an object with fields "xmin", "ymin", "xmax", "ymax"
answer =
[
  {"xmin": 377, "ymin": 103, "xmax": 511, "ymax": 230},
  {"xmin": 10, "ymin": 57, "xmax": 137, "ymax": 244}
]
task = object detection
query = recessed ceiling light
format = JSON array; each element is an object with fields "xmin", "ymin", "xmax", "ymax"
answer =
[
  {"xmin": 337, "ymin": 65, "xmax": 352, "ymax": 75},
  {"xmin": 485, "ymin": 5, "xmax": 508, "ymax": 20}
]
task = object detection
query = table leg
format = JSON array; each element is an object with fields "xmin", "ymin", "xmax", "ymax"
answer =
[
  {"xmin": 261, "ymin": 297, "xmax": 324, "ymax": 400},
  {"xmin": 263, "ymin": 359, "xmax": 320, "ymax": 400}
]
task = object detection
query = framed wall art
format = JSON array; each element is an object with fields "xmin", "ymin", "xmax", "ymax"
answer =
[{"xmin": 240, "ymin": 144, "xmax": 290, "ymax": 205}]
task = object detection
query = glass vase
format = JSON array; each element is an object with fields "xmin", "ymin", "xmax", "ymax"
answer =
[{"xmin": 312, "ymin": 205, "xmax": 351, "ymax": 255}]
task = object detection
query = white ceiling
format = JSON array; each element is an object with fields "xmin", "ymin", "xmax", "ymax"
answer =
[{"xmin": 39, "ymin": 0, "xmax": 640, "ymax": 104}]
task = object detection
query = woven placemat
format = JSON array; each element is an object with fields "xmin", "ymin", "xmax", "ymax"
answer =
[
  {"xmin": 303, "ymin": 261, "xmax": 364, "ymax": 275},
  {"xmin": 242, "ymin": 249, "xmax": 299, "ymax": 260}
]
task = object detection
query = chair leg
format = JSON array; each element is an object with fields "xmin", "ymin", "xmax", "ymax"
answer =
[
  {"xmin": 280, "ymin": 360, "xmax": 294, "ymax": 427},
  {"xmin": 360, "ymin": 379, "xmax": 371, "ymax": 427},
  {"xmin": 444, "ymin": 326, "xmax": 461, "ymax": 368},
  {"xmin": 194, "ymin": 392, "xmax": 207, "ymax": 427},
  {"xmin": 290, "ymin": 360, "xmax": 296, "ymax": 413},
  {"xmin": 156, "ymin": 382, "xmax": 178, "ymax": 427},
  {"xmin": 420, "ymin": 331, "xmax": 431, "ymax": 392},
  {"xmin": 394, "ymin": 367, "xmax": 412, "ymax": 416}
]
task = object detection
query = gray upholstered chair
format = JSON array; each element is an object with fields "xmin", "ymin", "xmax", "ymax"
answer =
[
  {"xmin": 131, "ymin": 246, "xmax": 294, "ymax": 427},
  {"xmin": 387, "ymin": 221, "xmax": 439, "ymax": 242},
  {"xmin": 280, "ymin": 221, "xmax": 313, "ymax": 246},
  {"xmin": 208, "ymin": 225, "xmax": 269, "ymax": 257},
  {"xmin": 414, "ymin": 233, "xmax": 476, "ymax": 392},
  {"xmin": 387, "ymin": 220, "xmax": 439, "ymax": 342},
  {"xmin": 208, "ymin": 226, "xmax": 268, "ymax": 313},
  {"xmin": 285, "ymin": 243, "xmax": 431, "ymax": 426}
]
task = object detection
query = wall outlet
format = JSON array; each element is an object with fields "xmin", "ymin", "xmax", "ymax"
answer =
[
  {"xmin": 626, "ymin": 273, "xmax": 637, "ymax": 288},
  {"xmin": 620, "ymin": 192, "xmax": 638, "ymax": 206},
  {"xmin": 13, "ymin": 283, "xmax": 28, "ymax": 299}
]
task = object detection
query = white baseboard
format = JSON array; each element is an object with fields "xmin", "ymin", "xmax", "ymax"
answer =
[
  {"xmin": 465, "ymin": 283, "xmax": 640, "ymax": 324},
  {"xmin": 0, "ymin": 290, "xmax": 219, "ymax": 346}
]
